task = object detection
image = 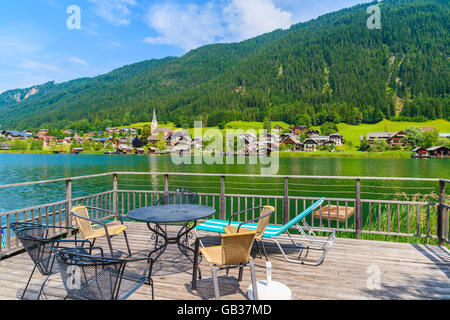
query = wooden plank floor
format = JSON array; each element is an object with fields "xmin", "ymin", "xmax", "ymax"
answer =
[{"xmin": 0, "ymin": 221, "xmax": 449, "ymax": 300}]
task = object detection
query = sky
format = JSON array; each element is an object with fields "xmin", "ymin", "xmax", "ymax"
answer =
[{"xmin": 0, "ymin": 0, "xmax": 373, "ymax": 93}]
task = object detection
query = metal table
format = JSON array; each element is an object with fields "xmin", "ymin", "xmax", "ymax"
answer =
[{"xmin": 127, "ymin": 204, "xmax": 216, "ymax": 265}]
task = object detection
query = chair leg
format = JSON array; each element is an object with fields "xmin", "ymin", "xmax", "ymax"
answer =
[
  {"xmin": 211, "ymin": 266, "xmax": 220, "ymax": 300},
  {"xmin": 260, "ymin": 240, "xmax": 269, "ymax": 261},
  {"xmin": 254, "ymin": 240, "xmax": 263, "ymax": 259},
  {"xmin": 249, "ymin": 260, "xmax": 259, "ymax": 300},
  {"xmin": 20, "ymin": 264, "xmax": 37, "ymax": 300},
  {"xmin": 123, "ymin": 231, "xmax": 132, "ymax": 256},
  {"xmin": 238, "ymin": 264, "xmax": 244, "ymax": 282}
]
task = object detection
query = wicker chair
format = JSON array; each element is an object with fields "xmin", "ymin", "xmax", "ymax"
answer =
[
  {"xmin": 10, "ymin": 222, "xmax": 91, "ymax": 300},
  {"xmin": 71, "ymin": 206, "xmax": 131, "ymax": 257},
  {"xmin": 192, "ymin": 231, "xmax": 259, "ymax": 300},
  {"xmin": 154, "ymin": 187, "xmax": 199, "ymax": 206},
  {"xmin": 51, "ymin": 246, "xmax": 154, "ymax": 300},
  {"xmin": 223, "ymin": 206, "xmax": 274, "ymax": 260}
]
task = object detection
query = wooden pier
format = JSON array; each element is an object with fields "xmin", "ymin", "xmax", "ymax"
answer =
[{"xmin": 0, "ymin": 222, "xmax": 448, "ymax": 300}]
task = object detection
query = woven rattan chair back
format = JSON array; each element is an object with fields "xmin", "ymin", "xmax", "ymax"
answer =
[
  {"xmin": 254, "ymin": 206, "xmax": 274, "ymax": 238},
  {"xmin": 221, "ymin": 231, "xmax": 256, "ymax": 266},
  {"xmin": 71, "ymin": 206, "xmax": 94, "ymax": 237}
]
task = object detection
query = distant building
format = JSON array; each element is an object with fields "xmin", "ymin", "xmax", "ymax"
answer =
[
  {"xmin": 419, "ymin": 127, "xmax": 436, "ymax": 132},
  {"xmin": 0, "ymin": 142, "xmax": 10, "ymax": 150},
  {"xmin": 290, "ymin": 125, "xmax": 307, "ymax": 136},
  {"xmin": 439, "ymin": 133, "xmax": 450, "ymax": 139},
  {"xmin": 363, "ymin": 131, "xmax": 406, "ymax": 148},
  {"xmin": 427, "ymin": 146, "xmax": 449, "ymax": 157}
]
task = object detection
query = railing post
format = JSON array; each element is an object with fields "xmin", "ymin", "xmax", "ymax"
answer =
[
  {"xmin": 355, "ymin": 178, "xmax": 362, "ymax": 239},
  {"xmin": 283, "ymin": 176, "xmax": 289, "ymax": 224},
  {"xmin": 220, "ymin": 176, "xmax": 225, "ymax": 220},
  {"xmin": 113, "ymin": 173, "xmax": 118, "ymax": 214},
  {"xmin": 437, "ymin": 180, "xmax": 446, "ymax": 246},
  {"xmin": 66, "ymin": 179, "xmax": 72, "ymax": 237},
  {"xmin": 164, "ymin": 174, "xmax": 169, "ymax": 194}
]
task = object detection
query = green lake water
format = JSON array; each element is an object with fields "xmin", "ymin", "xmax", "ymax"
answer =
[{"xmin": 0, "ymin": 153, "xmax": 448, "ymax": 214}]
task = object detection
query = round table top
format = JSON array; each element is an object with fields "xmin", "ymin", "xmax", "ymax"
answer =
[{"xmin": 126, "ymin": 204, "xmax": 216, "ymax": 223}]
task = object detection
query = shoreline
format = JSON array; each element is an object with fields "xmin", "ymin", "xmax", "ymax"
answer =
[{"xmin": 0, "ymin": 150, "xmax": 417, "ymax": 159}]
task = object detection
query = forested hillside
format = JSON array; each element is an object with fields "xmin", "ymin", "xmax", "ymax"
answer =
[{"xmin": 0, "ymin": 0, "xmax": 448, "ymax": 131}]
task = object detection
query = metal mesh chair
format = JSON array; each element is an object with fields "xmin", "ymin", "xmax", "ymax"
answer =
[
  {"xmin": 192, "ymin": 231, "xmax": 259, "ymax": 300},
  {"xmin": 154, "ymin": 187, "xmax": 199, "ymax": 206},
  {"xmin": 10, "ymin": 222, "xmax": 91, "ymax": 300},
  {"xmin": 51, "ymin": 246, "xmax": 154, "ymax": 300}
]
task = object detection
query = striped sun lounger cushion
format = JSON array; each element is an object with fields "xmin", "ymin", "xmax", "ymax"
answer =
[
  {"xmin": 196, "ymin": 198, "xmax": 325, "ymax": 239},
  {"xmin": 195, "ymin": 219, "xmax": 283, "ymax": 238}
]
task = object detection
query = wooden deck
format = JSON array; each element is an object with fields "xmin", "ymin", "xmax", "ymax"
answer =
[{"xmin": 0, "ymin": 221, "xmax": 449, "ymax": 300}]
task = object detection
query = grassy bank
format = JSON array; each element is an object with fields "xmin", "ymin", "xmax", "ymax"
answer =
[{"xmin": 278, "ymin": 150, "xmax": 412, "ymax": 158}]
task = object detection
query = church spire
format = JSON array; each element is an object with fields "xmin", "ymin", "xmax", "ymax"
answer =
[{"xmin": 151, "ymin": 108, "xmax": 158, "ymax": 134}]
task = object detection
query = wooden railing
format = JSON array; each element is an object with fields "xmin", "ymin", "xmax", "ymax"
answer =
[{"xmin": 0, "ymin": 172, "xmax": 448, "ymax": 258}]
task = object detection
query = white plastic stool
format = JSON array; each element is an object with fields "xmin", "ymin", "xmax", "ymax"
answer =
[{"xmin": 247, "ymin": 262, "xmax": 292, "ymax": 300}]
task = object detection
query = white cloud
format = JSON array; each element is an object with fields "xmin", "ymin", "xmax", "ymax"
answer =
[
  {"xmin": 88, "ymin": 0, "xmax": 137, "ymax": 26},
  {"xmin": 18, "ymin": 59, "xmax": 61, "ymax": 72},
  {"xmin": 144, "ymin": 2, "xmax": 225, "ymax": 50},
  {"xmin": 68, "ymin": 56, "xmax": 89, "ymax": 66},
  {"xmin": 143, "ymin": 0, "xmax": 293, "ymax": 51}
]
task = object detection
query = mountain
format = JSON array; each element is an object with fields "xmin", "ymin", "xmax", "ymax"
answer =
[{"xmin": 0, "ymin": 0, "xmax": 448, "ymax": 131}]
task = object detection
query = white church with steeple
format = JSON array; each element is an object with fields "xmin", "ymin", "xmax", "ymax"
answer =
[{"xmin": 151, "ymin": 108, "xmax": 158, "ymax": 135}]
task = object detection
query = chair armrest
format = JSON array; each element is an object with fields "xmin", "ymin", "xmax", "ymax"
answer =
[
  {"xmin": 84, "ymin": 207, "xmax": 125, "ymax": 224},
  {"xmin": 228, "ymin": 206, "xmax": 265, "ymax": 225},
  {"xmin": 71, "ymin": 210, "xmax": 108, "ymax": 227}
]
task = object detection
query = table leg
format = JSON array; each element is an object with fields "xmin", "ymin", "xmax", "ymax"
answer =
[
  {"xmin": 176, "ymin": 220, "xmax": 202, "ymax": 279},
  {"xmin": 147, "ymin": 222, "xmax": 168, "ymax": 262}
]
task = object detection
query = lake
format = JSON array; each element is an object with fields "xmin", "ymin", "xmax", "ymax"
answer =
[{"xmin": 0, "ymin": 153, "xmax": 448, "ymax": 213}]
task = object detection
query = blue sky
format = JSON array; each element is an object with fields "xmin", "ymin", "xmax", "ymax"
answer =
[{"xmin": 0, "ymin": 0, "xmax": 373, "ymax": 93}]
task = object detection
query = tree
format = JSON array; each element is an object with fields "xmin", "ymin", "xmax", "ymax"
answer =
[
  {"xmin": 155, "ymin": 139, "xmax": 167, "ymax": 151},
  {"xmin": 320, "ymin": 122, "xmax": 338, "ymax": 136},
  {"xmin": 403, "ymin": 127, "xmax": 424, "ymax": 148},
  {"xmin": 141, "ymin": 125, "xmax": 152, "ymax": 141},
  {"xmin": 263, "ymin": 117, "xmax": 271, "ymax": 134},
  {"xmin": 132, "ymin": 136, "xmax": 145, "ymax": 148},
  {"xmin": 436, "ymin": 137, "xmax": 450, "ymax": 148},
  {"xmin": 422, "ymin": 129, "xmax": 439, "ymax": 148},
  {"xmin": 30, "ymin": 139, "xmax": 43, "ymax": 151},
  {"xmin": 295, "ymin": 114, "xmax": 312, "ymax": 129},
  {"xmin": 359, "ymin": 137, "xmax": 370, "ymax": 151},
  {"xmin": 369, "ymin": 139, "xmax": 389, "ymax": 152}
]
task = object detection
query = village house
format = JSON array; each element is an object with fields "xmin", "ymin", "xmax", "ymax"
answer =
[
  {"xmin": 329, "ymin": 133, "xmax": 344, "ymax": 146},
  {"xmin": 427, "ymin": 146, "xmax": 449, "ymax": 158},
  {"xmin": 306, "ymin": 129, "xmax": 320, "ymax": 135},
  {"xmin": 411, "ymin": 147, "xmax": 428, "ymax": 158},
  {"xmin": 363, "ymin": 131, "xmax": 407, "ymax": 148},
  {"xmin": 273, "ymin": 125, "xmax": 284, "ymax": 132},
  {"xmin": 290, "ymin": 125, "xmax": 307, "ymax": 136},
  {"xmin": 37, "ymin": 129, "xmax": 48, "ymax": 136},
  {"xmin": 282, "ymin": 134, "xmax": 303, "ymax": 151},
  {"xmin": 0, "ymin": 142, "xmax": 10, "ymax": 150},
  {"xmin": 4, "ymin": 131, "xmax": 32, "ymax": 140},
  {"xmin": 303, "ymin": 138, "xmax": 319, "ymax": 151}
]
